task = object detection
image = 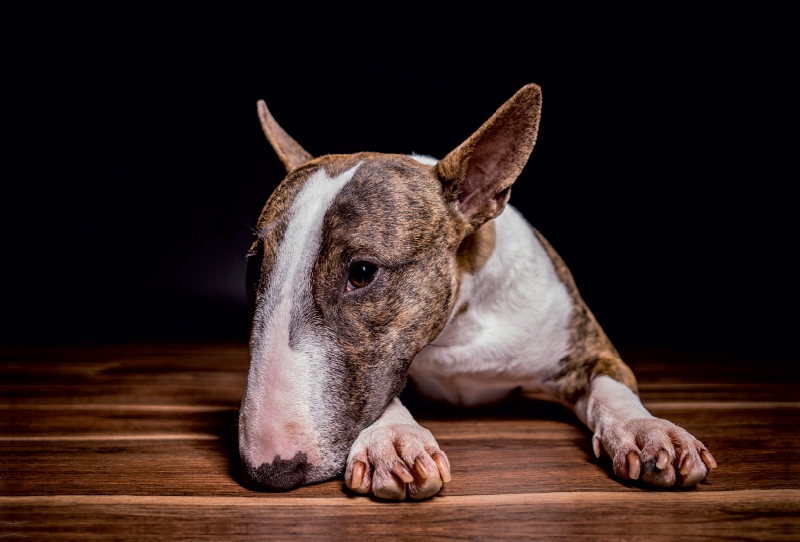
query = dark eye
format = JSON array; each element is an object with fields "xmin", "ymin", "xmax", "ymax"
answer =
[{"xmin": 347, "ymin": 262, "xmax": 378, "ymax": 291}]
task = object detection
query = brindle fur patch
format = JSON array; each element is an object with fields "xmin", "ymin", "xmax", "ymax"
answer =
[
  {"xmin": 303, "ymin": 154, "xmax": 464, "ymax": 454},
  {"xmin": 533, "ymin": 229, "xmax": 638, "ymax": 403},
  {"xmin": 456, "ymin": 219, "xmax": 497, "ymax": 275}
]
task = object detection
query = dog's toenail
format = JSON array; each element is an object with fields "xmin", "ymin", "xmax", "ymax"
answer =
[
  {"xmin": 680, "ymin": 455, "xmax": 694, "ymax": 476},
  {"xmin": 592, "ymin": 435, "xmax": 602, "ymax": 458},
  {"xmin": 700, "ymin": 450, "xmax": 717, "ymax": 469},
  {"xmin": 415, "ymin": 456, "xmax": 433, "ymax": 478},
  {"xmin": 656, "ymin": 450, "xmax": 669, "ymax": 470},
  {"xmin": 627, "ymin": 451, "xmax": 641, "ymax": 480},
  {"xmin": 393, "ymin": 462, "xmax": 414, "ymax": 483},
  {"xmin": 350, "ymin": 461, "xmax": 366, "ymax": 489},
  {"xmin": 433, "ymin": 453, "xmax": 451, "ymax": 483}
]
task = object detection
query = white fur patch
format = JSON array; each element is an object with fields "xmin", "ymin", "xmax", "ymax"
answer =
[
  {"xmin": 584, "ymin": 375, "xmax": 653, "ymax": 432},
  {"xmin": 408, "ymin": 206, "xmax": 574, "ymax": 406},
  {"xmin": 345, "ymin": 398, "xmax": 447, "ymax": 500},
  {"xmin": 409, "ymin": 153, "xmax": 439, "ymax": 166},
  {"xmin": 240, "ymin": 164, "xmax": 359, "ymax": 468}
]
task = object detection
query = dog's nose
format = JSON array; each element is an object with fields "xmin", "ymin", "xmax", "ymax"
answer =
[{"xmin": 240, "ymin": 452, "xmax": 312, "ymax": 491}]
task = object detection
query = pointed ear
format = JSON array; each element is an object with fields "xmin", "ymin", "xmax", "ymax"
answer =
[
  {"xmin": 257, "ymin": 100, "xmax": 313, "ymax": 173},
  {"xmin": 436, "ymin": 84, "xmax": 542, "ymax": 229}
]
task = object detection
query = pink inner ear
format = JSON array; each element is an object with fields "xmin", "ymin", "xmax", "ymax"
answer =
[{"xmin": 458, "ymin": 132, "xmax": 515, "ymax": 218}]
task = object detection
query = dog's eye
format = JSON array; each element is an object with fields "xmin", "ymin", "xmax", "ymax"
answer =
[{"xmin": 347, "ymin": 262, "xmax": 378, "ymax": 291}]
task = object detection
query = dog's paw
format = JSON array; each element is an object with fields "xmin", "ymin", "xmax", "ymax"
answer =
[
  {"xmin": 594, "ymin": 417, "xmax": 717, "ymax": 488},
  {"xmin": 344, "ymin": 421, "xmax": 451, "ymax": 500}
]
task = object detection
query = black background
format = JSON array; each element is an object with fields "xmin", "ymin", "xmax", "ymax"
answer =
[{"xmin": 4, "ymin": 7, "xmax": 795, "ymax": 360}]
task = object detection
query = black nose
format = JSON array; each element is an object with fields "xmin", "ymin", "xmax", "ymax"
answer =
[{"xmin": 241, "ymin": 452, "xmax": 312, "ymax": 491}]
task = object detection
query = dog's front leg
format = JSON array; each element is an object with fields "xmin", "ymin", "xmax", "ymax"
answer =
[
  {"xmin": 344, "ymin": 398, "xmax": 451, "ymax": 500},
  {"xmin": 572, "ymin": 371, "xmax": 718, "ymax": 487}
]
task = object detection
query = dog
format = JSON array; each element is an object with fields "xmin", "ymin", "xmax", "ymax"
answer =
[{"xmin": 238, "ymin": 84, "xmax": 717, "ymax": 500}]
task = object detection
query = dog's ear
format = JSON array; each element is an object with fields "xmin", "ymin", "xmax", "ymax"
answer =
[
  {"xmin": 257, "ymin": 100, "xmax": 313, "ymax": 173},
  {"xmin": 437, "ymin": 84, "xmax": 542, "ymax": 230}
]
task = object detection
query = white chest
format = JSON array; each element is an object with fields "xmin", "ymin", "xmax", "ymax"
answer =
[{"xmin": 407, "ymin": 207, "xmax": 573, "ymax": 406}]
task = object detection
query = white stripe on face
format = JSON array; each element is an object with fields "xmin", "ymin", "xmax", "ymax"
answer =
[{"xmin": 240, "ymin": 164, "xmax": 360, "ymax": 469}]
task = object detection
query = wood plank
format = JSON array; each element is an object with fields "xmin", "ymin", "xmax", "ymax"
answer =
[
  {"xmin": 4, "ymin": 421, "xmax": 799, "ymax": 497},
  {"xmin": 2, "ymin": 491, "xmax": 798, "ymax": 541},
  {"xmin": 3, "ymin": 344, "xmax": 799, "ymax": 540},
  {"xmin": 2, "ymin": 407, "xmax": 238, "ymax": 436},
  {"xmin": 1, "ymin": 344, "xmax": 248, "ymax": 406},
  {"xmin": 5, "ymin": 345, "xmax": 799, "ymax": 406},
  {"xmin": 4, "ymin": 401, "xmax": 799, "ymax": 439}
]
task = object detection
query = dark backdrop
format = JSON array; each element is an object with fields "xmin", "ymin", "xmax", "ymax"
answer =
[{"xmin": 4, "ymin": 8, "xmax": 795, "ymax": 360}]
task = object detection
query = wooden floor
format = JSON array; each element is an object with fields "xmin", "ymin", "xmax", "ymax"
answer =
[{"xmin": 2, "ymin": 344, "xmax": 799, "ymax": 540}]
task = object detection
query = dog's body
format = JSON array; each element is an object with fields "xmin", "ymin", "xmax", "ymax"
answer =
[{"xmin": 239, "ymin": 84, "xmax": 716, "ymax": 499}]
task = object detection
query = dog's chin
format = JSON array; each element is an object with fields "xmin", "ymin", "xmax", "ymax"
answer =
[{"xmin": 240, "ymin": 453, "xmax": 340, "ymax": 491}]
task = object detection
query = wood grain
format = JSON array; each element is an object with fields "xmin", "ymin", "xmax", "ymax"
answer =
[
  {"xmin": 3, "ymin": 492, "xmax": 799, "ymax": 541},
  {"xmin": 2, "ymin": 344, "xmax": 799, "ymax": 540}
]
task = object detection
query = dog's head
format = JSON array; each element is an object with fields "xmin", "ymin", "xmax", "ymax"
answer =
[{"xmin": 239, "ymin": 84, "xmax": 542, "ymax": 490}]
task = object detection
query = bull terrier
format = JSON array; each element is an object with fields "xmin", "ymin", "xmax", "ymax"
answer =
[{"xmin": 238, "ymin": 84, "xmax": 717, "ymax": 500}]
